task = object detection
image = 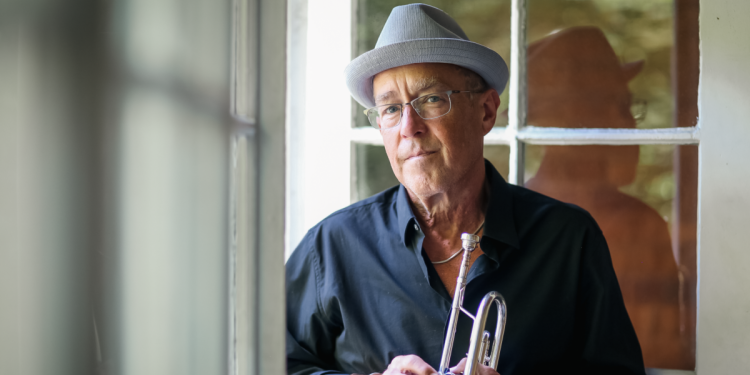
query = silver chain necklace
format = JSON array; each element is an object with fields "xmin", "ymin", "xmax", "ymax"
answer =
[{"xmin": 430, "ymin": 221, "xmax": 485, "ymax": 264}]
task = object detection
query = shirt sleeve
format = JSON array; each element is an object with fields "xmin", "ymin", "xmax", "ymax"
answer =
[
  {"xmin": 576, "ymin": 222, "xmax": 647, "ymax": 375},
  {"xmin": 286, "ymin": 237, "xmax": 347, "ymax": 375}
]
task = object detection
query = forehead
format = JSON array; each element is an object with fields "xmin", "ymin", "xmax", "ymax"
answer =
[{"xmin": 372, "ymin": 63, "xmax": 465, "ymax": 103}]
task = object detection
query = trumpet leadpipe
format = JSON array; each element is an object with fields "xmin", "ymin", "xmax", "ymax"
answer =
[{"xmin": 438, "ymin": 233, "xmax": 507, "ymax": 375}]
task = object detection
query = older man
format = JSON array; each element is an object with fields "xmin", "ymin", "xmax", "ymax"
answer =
[{"xmin": 286, "ymin": 4, "xmax": 645, "ymax": 375}]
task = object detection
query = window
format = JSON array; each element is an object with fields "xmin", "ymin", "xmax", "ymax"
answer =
[{"xmin": 4, "ymin": 0, "xmax": 252, "ymax": 373}]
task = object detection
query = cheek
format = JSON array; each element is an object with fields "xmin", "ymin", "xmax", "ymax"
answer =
[
  {"xmin": 382, "ymin": 134, "xmax": 402, "ymax": 173},
  {"xmin": 436, "ymin": 120, "xmax": 479, "ymax": 154}
]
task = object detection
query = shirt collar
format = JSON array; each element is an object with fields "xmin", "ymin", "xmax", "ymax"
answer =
[
  {"xmin": 397, "ymin": 184, "xmax": 417, "ymax": 247},
  {"xmin": 482, "ymin": 159, "xmax": 521, "ymax": 251},
  {"xmin": 395, "ymin": 160, "xmax": 521, "ymax": 251}
]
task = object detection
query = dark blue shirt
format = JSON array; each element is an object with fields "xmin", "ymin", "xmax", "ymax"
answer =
[{"xmin": 286, "ymin": 161, "xmax": 645, "ymax": 375}]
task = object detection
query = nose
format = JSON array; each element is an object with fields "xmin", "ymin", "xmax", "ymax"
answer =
[{"xmin": 399, "ymin": 104, "xmax": 426, "ymax": 138}]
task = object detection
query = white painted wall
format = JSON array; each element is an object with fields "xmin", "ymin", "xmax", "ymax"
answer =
[
  {"xmin": 696, "ymin": 0, "xmax": 750, "ymax": 373},
  {"xmin": 286, "ymin": 0, "xmax": 309, "ymax": 259},
  {"xmin": 287, "ymin": 0, "xmax": 352, "ymax": 259}
]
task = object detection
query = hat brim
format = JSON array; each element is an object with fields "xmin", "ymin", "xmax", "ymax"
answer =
[{"xmin": 345, "ymin": 38, "xmax": 509, "ymax": 108}]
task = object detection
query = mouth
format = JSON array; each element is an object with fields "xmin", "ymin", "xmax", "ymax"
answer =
[{"xmin": 406, "ymin": 150, "xmax": 437, "ymax": 161}]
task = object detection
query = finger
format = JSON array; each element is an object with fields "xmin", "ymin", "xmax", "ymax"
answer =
[
  {"xmin": 475, "ymin": 363, "xmax": 500, "ymax": 375},
  {"xmin": 449, "ymin": 357, "xmax": 467, "ymax": 374},
  {"xmin": 450, "ymin": 360, "xmax": 501, "ymax": 375},
  {"xmin": 386, "ymin": 355, "xmax": 438, "ymax": 375}
]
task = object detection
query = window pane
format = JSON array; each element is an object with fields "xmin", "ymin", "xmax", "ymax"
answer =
[
  {"xmin": 484, "ymin": 145, "xmax": 510, "ymax": 181},
  {"xmin": 355, "ymin": 144, "xmax": 400, "ymax": 200},
  {"xmin": 354, "ymin": 144, "xmax": 510, "ymax": 201},
  {"xmin": 524, "ymin": 144, "xmax": 698, "ymax": 370},
  {"xmin": 353, "ymin": 0, "xmax": 511, "ymax": 128},
  {"xmin": 112, "ymin": 0, "xmax": 232, "ymax": 372},
  {"xmin": 527, "ymin": 0, "xmax": 699, "ymax": 130}
]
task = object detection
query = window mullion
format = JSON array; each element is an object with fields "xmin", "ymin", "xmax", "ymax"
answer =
[
  {"xmin": 507, "ymin": 0, "xmax": 528, "ymax": 185},
  {"xmin": 517, "ymin": 126, "xmax": 701, "ymax": 145}
]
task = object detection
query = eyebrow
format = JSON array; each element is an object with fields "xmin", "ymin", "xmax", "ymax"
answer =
[{"xmin": 374, "ymin": 76, "xmax": 443, "ymax": 105}]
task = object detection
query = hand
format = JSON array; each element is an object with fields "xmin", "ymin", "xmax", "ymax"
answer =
[
  {"xmin": 449, "ymin": 358, "xmax": 500, "ymax": 375},
  {"xmin": 373, "ymin": 354, "xmax": 439, "ymax": 375}
]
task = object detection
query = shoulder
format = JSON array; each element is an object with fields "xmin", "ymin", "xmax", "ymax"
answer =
[
  {"xmin": 507, "ymin": 184, "xmax": 601, "ymax": 236},
  {"xmin": 288, "ymin": 185, "xmax": 400, "ymax": 260},
  {"xmin": 503, "ymin": 185, "xmax": 615, "ymax": 275},
  {"xmin": 315, "ymin": 184, "xmax": 400, "ymax": 236}
]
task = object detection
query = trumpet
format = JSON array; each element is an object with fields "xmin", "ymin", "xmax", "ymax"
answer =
[{"xmin": 438, "ymin": 233, "xmax": 507, "ymax": 375}]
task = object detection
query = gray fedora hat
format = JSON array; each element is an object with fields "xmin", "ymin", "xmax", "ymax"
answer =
[{"xmin": 344, "ymin": 3, "xmax": 509, "ymax": 109}]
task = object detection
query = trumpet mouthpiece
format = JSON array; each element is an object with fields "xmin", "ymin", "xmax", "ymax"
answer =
[{"xmin": 461, "ymin": 233, "xmax": 481, "ymax": 251}]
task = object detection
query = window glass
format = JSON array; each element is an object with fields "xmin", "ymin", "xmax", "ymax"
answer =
[
  {"xmin": 354, "ymin": 0, "xmax": 511, "ymax": 128},
  {"xmin": 484, "ymin": 145, "xmax": 510, "ymax": 181},
  {"xmin": 355, "ymin": 144, "xmax": 400, "ymax": 200},
  {"xmin": 112, "ymin": 0, "xmax": 232, "ymax": 372},
  {"xmin": 354, "ymin": 144, "xmax": 510, "ymax": 201},
  {"xmin": 524, "ymin": 144, "xmax": 698, "ymax": 370},
  {"xmin": 527, "ymin": 0, "xmax": 697, "ymax": 130}
]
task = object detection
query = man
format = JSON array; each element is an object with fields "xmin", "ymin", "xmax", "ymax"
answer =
[{"xmin": 286, "ymin": 4, "xmax": 645, "ymax": 375}]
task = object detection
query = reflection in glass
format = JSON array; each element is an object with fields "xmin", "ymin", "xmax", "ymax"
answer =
[
  {"xmin": 528, "ymin": 0, "xmax": 676, "ymax": 129},
  {"xmin": 524, "ymin": 13, "xmax": 698, "ymax": 367},
  {"xmin": 525, "ymin": 143, "xmax": 696, "ymax": 369},
  {"xmin": 527, "ymin": 26, "xmax": 643, "ymax": 129}
]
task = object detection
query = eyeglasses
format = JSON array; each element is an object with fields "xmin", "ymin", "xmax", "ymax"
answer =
[
  {"xmin": 630, "ymin": 98, "xmax": 648, "ymax": 124},
  {"xmin": 363, "ymin": 90, "xmax": 478, "ymax": 129}
]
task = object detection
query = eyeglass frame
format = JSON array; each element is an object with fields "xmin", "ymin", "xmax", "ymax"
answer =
[
  {"xmin": 630, "ymin": 98, "xmax": 648, "ymax": 124},
  {"xmin": 363, "ymin": 90, "xmax": 482, "ymax": 129}
]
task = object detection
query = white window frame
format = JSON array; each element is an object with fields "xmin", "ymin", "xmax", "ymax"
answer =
[{"xmin": 231, "ymin": 0, "xmax": 286, "ymax": 374}]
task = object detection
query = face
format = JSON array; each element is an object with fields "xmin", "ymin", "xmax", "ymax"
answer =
[{"xmin": 372, "ymin": 63, "xmax": 500, "ymax": 198}]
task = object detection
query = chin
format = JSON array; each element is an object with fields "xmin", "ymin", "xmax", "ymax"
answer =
[{"xmin": 401, "ymin": 168, "xmax": 449, "ymax": 197}]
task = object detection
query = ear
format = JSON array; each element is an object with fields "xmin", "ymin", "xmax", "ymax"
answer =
[
  {"xmin": 621, "ymin": 60, "xmax": 645, "ymax": 82},
  {"xmin": 480, "ymin": 89, "xmax": 501, "ymax": 135}
]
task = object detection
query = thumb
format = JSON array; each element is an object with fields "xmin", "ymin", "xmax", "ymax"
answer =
[{"xmin": 449, "ymin": 357, "xmax": 467, "ymax": 374}]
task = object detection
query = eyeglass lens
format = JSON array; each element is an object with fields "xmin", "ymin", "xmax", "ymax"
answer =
[{"xmin": 366, "ymin": 92, "xmax": 453, "ymax": 129}]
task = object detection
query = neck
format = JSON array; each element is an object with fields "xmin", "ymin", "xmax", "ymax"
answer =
[{"xmin": 407, "ymin": 161, "xmax": 488, "ymax": 249}]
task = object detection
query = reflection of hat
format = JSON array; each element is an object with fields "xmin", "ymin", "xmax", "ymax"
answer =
[
  {"xmin": 344, "ymin": 3, "xmax": 509, "ymax": 108},
  {"xmin": 527, "ymin": 26, "xmax": 643, "ymax": 128}
]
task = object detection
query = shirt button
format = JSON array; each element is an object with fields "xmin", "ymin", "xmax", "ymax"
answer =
[{"xmin": 414, "ymin": 223, "xmax": 420, "ymax": 231}]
